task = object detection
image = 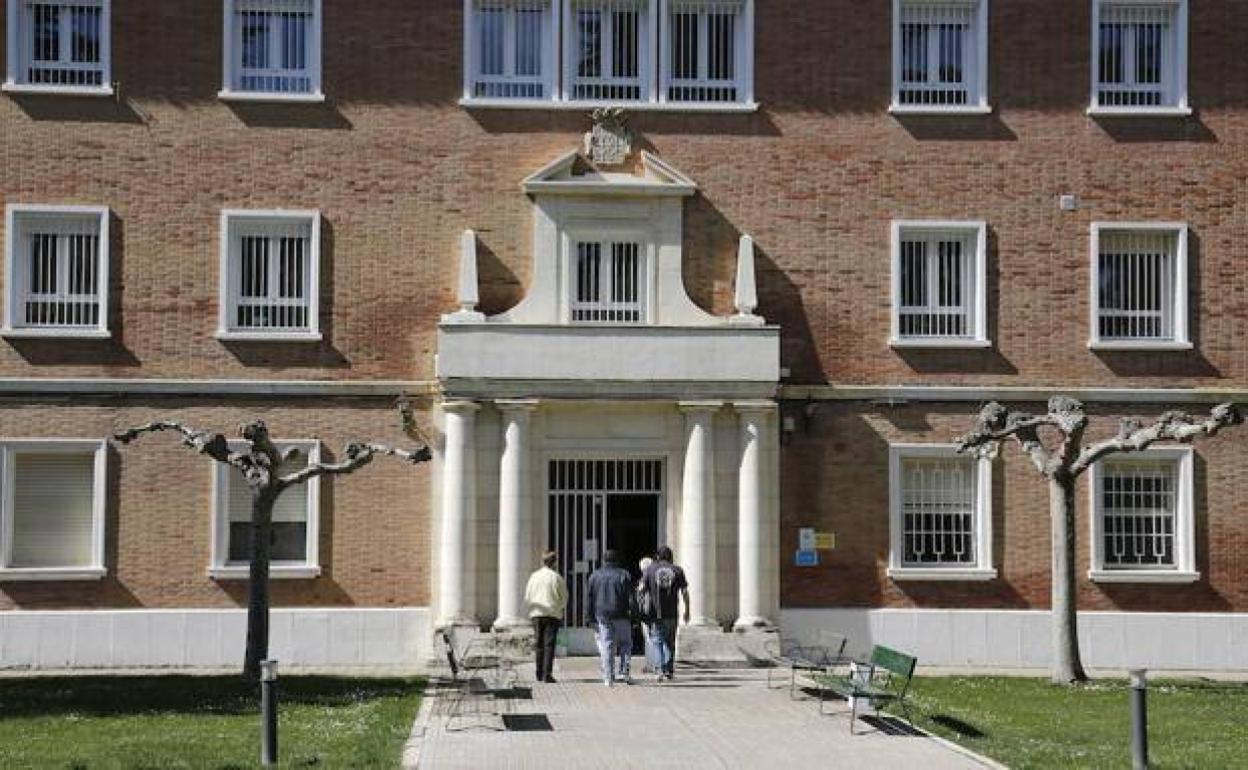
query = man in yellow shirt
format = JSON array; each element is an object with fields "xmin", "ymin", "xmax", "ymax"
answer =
[{"xmin": 525, "ymin": 551, "xmax": 568, "ymax": 683}]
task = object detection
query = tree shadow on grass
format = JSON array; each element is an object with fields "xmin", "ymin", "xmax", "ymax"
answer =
[{"xmin": 0, "ymin": 675, "xmax": 423, "ymax": 719}]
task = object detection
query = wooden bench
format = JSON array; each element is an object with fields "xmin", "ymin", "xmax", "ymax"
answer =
[{"xmin": 818, "ymin": 645, "xmax": 917, "ymax": 733}]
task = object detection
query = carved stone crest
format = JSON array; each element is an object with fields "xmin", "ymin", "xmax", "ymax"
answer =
[{"xmin": 584, "ymin": 107, "xmax": 632, "ymax": 165}]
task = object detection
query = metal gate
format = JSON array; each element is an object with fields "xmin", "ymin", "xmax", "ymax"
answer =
[{"xmin": 547, "ymin": 458, "xmax": 663, "ymax": 630}]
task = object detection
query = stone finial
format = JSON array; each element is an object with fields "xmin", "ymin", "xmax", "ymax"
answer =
[
  {"xmin": 443, "ymin": 229, "xmax": 485, "ymax": 323},
  {"xmin": 732, "ymin": 234, "xmax": 764, "ymax": 326}
]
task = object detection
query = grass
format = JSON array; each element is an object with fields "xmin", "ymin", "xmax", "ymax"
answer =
[
  {"xmin": 0, "ymin": 675, "xmax": 424, "ymax": 770},
  {"xmin": 887, "ymin": 676, "xmax": 1248, "ymax": 769}
]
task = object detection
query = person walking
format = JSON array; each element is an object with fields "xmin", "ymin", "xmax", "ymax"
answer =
[
  {"xmin": 585, "ymin": 549, "xmax": 634, "ymax": 686},
  {"xmin": 524, "ymin": 551, "xmax": 567, "ymax": 684},
  {"xmin": 642, "ymin": 546, "xmax": 689, "ymax": 681},
  {"xmin": 637, "ymin": 556, "xmax": 655, "ymax": 673}
]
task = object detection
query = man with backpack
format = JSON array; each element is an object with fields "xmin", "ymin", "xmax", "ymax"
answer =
[
  {"xmin": 641, "ymin": 545, "xmax": 689, "ymax": 681},
  {"xmin": 585, "ymin": 549, "xmax": 635, "ymax": 686}
]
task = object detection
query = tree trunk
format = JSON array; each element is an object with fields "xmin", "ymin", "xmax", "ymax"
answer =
[
  {"xmin": 1050, "ymin": 475, "xmax": 1088, "ymax": 684},
  {"xmin": 244, "ymin": 489, "xmax": 275, "ymax": 682}
]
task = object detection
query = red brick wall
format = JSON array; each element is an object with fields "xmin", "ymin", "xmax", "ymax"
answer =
[
  {"xmin": 0, "ymin": 400, "xmax": 434, "ymax": 610},
  {"xmin": 781, "ymin": 402, "xmax": 1248, "ymax": 612}
]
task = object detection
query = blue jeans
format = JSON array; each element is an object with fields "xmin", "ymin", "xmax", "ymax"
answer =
[
  {"xmin": 595, "ymin": 618, "xmax": 632, "ymax": 681},
  {"xmin": 647, "ymin": 618, "xmax": 678, "ymax": 675}
]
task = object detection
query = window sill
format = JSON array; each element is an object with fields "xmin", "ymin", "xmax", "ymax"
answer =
[
  {"xmin": 209, "ymin": 565, "xmax": 322, "ymax": 580},
  {"xmin": 0, "ymin": 567, "xmax": 106, "ymax": 582},
  {"xmin": 1086, "ymin": 106, "xmax": 1193, "ymax": 118},
  {"xmin": 1088, "ymin": 340, "xmax": 1193, "ymax": 352},
  {"xmin": 216, "ymin": 331, "xmax": 323, "ymax": 343},
  {"xmin": 2, "ymin": 82, "xmax": 114, "ymax": 98},
  {"xmin": 888, "ymin": 104, "xmax": 993, "ymax": 116},
  {"xmin": 890, "ymin": 337, "xmax": 992, "ymax": 350},
  {"xmin": 1, "ymin": 327, "xmax": 111, "ymax": 340},
  {"xmin": 218, "ymin": 90, "xmax": 326, "ymax": 104},
  {"xmin": 458, "ymin": 97, "xmax": 759, "ymax": 113},
  {"xmin": 888, "ymin": 567, "xmax": 998, "ymax": 582},
  {"xmin": 1088, "ymin": 569, "xmax": 1200, "ymax": 584}
]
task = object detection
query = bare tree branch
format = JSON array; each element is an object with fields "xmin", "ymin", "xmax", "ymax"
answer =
[
  {"xmin": 1070, "ymin": 403, "xmax": 1243, "ymax": 476},
  {"xmin": 113, "ymin": 420, "xmax": 256, "ymax": 475},
  {"xmin": 956, "ymin": 402, "xmax": 1057, "ymax": 474},
  {"xmin": 277, "ymin": 442, "xmax": 432, "ymax": 489}
]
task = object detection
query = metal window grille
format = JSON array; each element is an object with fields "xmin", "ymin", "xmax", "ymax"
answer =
[
  {"xmin": 18, "ymin": 1, "xmax": 105, "ymax": 87},
  {"xmin": 571, "ymin": 240, "xmax": 643, "ymax": 322},
  {"xmin": 898, "ymin": 229, "xmax": 973, "ymax": 339},
  {"xmin": 229, "ymin": 220, "xmax": 313, "ymax": 332},
  {"xmin": 1101, "ymin": 459, "xmax": 1177, "ymax": 569},
  {"xmin": 566, "ymin": 0, "xmax": 648, "ymax": 101},
  {"xmin": 18, "ymin": 217, "xmax": 101, "ymax": 329},
  {"xmin": 900, "ymin": 456, "xmax": 977, "ymax": 566},
  {"xmin": 230, "ymin": 0, "xmax": 316, "ymax": 94},
  {"xmin": 665, "ymin": 0, "xmax": 743, "ymax": 103},
  {"xmin": 1097, "ymin": 229, "xmax": 1176, "ymax": 341},
  {"xmin": 1097, "ymin": 3, "xmax": 1175, "ymax": 107},
  {"xmin": 472, "ymin": 0, "xmax": 550, "ymax": 99},
  {"xmin": 547, "ymin": 458, "xmax": 662, "ymax": 628},
  {"xmin": 898, "ymin": 1, "xmax": 977, "ymax": 107}
]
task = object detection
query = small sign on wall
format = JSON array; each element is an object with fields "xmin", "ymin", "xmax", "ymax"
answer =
[
  {"xmin": 814, "ymin": 532, "xmax": 836, "ymax": 550},
  {"xmin": 583, "ymin": 539, "xmax": 599, "ymax": 561},
  {"xmin": 795, "ymin": 549, "xmax": 819, "ymax": 567},
  {"xmin": 798, "ymin": 527, "xmax": 816, "ymax": 550}
]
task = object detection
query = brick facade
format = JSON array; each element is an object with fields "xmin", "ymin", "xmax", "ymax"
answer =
[{"xmin": 1, "ymin": 2, "xmax": 1246, "ymax": 620}]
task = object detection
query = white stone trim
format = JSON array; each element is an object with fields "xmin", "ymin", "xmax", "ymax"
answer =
[
  {"xmin": 780, "ymin": 607, "xmax": 1248, "ymax": 671},
  {"xmin": 890, "ymin": 0, "xmax": 990, "ymax": 114},
  {"xmin": 220, "ymin": 0, "xmax": 323, "ymax": 102},
  {"xmin": 889, "ymin": 219, "xmax": 989, "ymax": 348},
  {"xmin": 781, "ymin": 384, "xmax": 1248, "ymax": 405},
  {"xmin": 1088, "ymin": 0, "xmax": 1188, "ymax": 116},
  {"xmin": 4, "ymin": 0, "xmax": 112, "ymax": 96},
  {"xmin": 1088, "ymin": 221, "xmax": 1189, "ymax": 350},
  {"xmin": 217, "ymin": 209, "xmax": 322, "ymax": 341},
  {"xmin": 887, "ymin": 443, "xmax": 995, "ymax": 580},
  {"xmin": 1087, "ymin": 445, "xmax": 1196, "ymax": 582},
  {"xmin": 0, "ymin": 607, "xmax": 431, "ymax": 670}
]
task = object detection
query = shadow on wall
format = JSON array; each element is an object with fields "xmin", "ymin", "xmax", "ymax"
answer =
[
  {"xmin": 475, "ymin": 237, "xmax": 524, "ymax": 317},
  {"xmin": 224, "ymin": 100, "xmax": 353, "ymax": 131}
]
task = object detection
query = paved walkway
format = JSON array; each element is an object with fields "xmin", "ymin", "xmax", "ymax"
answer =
[{"xmin": 404, "ymin": 658, "xmax": 997, "ymax": 769}]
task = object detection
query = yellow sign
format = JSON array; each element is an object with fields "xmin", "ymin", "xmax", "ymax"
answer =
[{"xmin": 814, "ymin": 533, "xmax": 836, "ymax": 550}]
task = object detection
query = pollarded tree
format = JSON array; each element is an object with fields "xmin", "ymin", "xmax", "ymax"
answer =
[
  {"xmin": 114, "ymin": 417, "xmax": 432, "ymax": 681},
  {"xmin": 957, "ymin": 396, "xmax": 1241, "ymax": 684}
]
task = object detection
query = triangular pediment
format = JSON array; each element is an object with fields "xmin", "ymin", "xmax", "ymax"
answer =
[{"xmin": 521, "ymin": 150, "xmax": 697, "ymax": 198}]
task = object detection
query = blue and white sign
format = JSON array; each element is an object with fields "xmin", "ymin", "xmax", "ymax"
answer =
[{"xmin": 795, "ymin": 549, "xmax": 819, "ymax": 567}]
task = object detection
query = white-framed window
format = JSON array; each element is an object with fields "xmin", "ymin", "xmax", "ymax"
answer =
[
  {"xmin": 890, "ymin": 220, "xmax": 987, "ymax": 347},
  {"xmin": 3, "ymin": 204, "xmax": 110, "ymax": 339},
  {"xmin": 891, "ymin": 0, "xmax": 988, "ymax": 113},
  {"xmin": 220, "ymin": 0, "xmax": 323, "ymax": 102},
  {"xmin": 3, "ymin": 0, "xmax": 112, "ymax": 95},
  {"xmin": 660, "ymin": 0, "xmax": 752, "ymax": 105},
  {"xmin": 461, "ymin": 0, "xmax": 755, "ymax": 110},
  {"xmin": 1089, "ymin": 222, "xmax": 1189, "ymax": 350},
  {"xmin": 1090, "ymin": 0, "xmax": 1188, "ymax": 115},
  {"xmin": 888, "ymin": 444, "xmax": 995, "ymax": 581},
  {"xmin": 0, "ymin": 439, "xmax": 107, "ymax": 582},
  {"xmin": 218, "ymin": 210, "xmax": 321, "ymax": 342},
  {"xmin": 567, "ymin": 234, "xmax": 650, "ymax": 323},
  {"xmin": 464, "ymin": 0, "xmax": 558, "ymax": 101},
  {"xmin": 1089, "ymin": 446, "xmax": 1197, "ymax": 583},
  {"xmin": 210, "ymin": 439, "xmax": 321, "ymax": 579}
]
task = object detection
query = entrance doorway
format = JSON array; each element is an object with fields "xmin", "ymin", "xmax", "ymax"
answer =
[{"xmin": 547, "ymin": 459, "xmax": 662, "ymax": 654}]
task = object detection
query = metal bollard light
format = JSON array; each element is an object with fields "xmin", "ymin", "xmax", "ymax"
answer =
[
  {"xmin": 1130, "ymin": 668, "xmax": 1149, "ymax": 770},
  {"xmin": 261, "ymin": 659, "xmax": 279, "ymax": 767}
]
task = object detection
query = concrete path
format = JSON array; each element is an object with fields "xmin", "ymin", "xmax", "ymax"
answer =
[{"xmin": 404, "ymin": 658, "xmax": 998, "ymax": 769}]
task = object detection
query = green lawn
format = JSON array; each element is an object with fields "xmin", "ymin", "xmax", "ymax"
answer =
[
  {"xmin": 892, "ymin": 676, "xmax": 1248, "ymax": 769},
  {"xmin": 0, "ymin": 675, "xmax": 424, "ymax": 770}
]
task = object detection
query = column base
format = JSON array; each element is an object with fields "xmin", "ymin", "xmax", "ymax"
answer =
[
  {"xmin": 677, "ymin": 623, "xmax": 758, "ymax": 667},
  {"xmin": 492, "ymin": 616, "xmax": 533, "ymax": 631},
  {"xmin": 731, "ymin": 623, "xmax": 779, "ymax": 667},
  {"xmin": 732, "ymin": 616, "xmax": 773, "ymax": 631}
]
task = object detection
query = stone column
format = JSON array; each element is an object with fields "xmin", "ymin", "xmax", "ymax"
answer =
[
  {"xmin": 437, "ymin": 400, "xmax": 479, "ymax": 628},
  {"xmin": 734, "ymin": 401, "xmax": 774, "ymax": 629},
  {"xmin": 679, "ymin": 401, "xmax": 721, "ymax": 627},
  {"xmin": 494, "ymin": 399, "xmax": 539, "ymax": 630}
]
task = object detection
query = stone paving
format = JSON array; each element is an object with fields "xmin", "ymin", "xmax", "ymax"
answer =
[{"xmin": 404, "ymin": 658, "xmax": 997, "ymax": 769}]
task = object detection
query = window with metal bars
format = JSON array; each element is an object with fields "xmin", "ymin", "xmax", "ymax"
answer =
[
  {"xmin": 7, "ymin": 0, "xmax": 109, "ymax": 90},
  {"xmin": 220, "ymin": 212, "xmax": 320, "ymax": 339},
  {"xmin": 1094, "ymin": 227, "xmax": 1182, "ymax": 344},
  {"xmin": 1093, "ymin": 1, "xmax": 1186, "ymax": 110},
  {"xmin": 223, "ymin": 0, "xmax": 320, "ymax": 97},
  {"xmin": 570, "ymin": 240, "xmax": 644, "ymax": 322},
  {"xmin": 1098, "ymin": 458, "xmax": 1178, "ymax": 570},
  {"xmin": 4, "ymin": 206, "xmax": 109, "ymax": 336},
  {"xmin": 894, "ymin": 0, "xmax": 984, "ymax": 109},
  {"xmin": 469, "ymin": 0, "xmax": 553, "ymax": 99},
  {"xmin": 566, "ymin": 0, "xmax": 649, "ymax": 102},
  {"xmin": 891, "ymin": 222, "xmax": 985, "ymax": 345},
  {"xmin": 899, "ymin": 456, "xmax": 978, "ymax": 567},
  {"xmin": 662, "ymin": 0, "xmax": 746, "ymax": 104}
]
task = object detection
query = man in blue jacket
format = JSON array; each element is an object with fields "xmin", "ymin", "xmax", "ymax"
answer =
[{"xmin": 585, "ymin": 549, "xmax": 634, "ymax": 686}]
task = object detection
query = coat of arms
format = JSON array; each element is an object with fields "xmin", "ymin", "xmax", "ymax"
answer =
[{"xmin": 584, "ymin": 107, "xmax": 632, "ymax": 165}]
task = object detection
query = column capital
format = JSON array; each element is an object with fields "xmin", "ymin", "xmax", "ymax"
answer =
[
  {"xmin": 441, "ymin": 399, "xmax": 480, "ymax": 414},
  {"xmin": 733, "ymin": 400, "xmax": 777, "ymax": 414},
  {"xmin": 678, "ymin": 400, "xmax": 724, "ymax": 414},
  {"xmin": 495, "ymin": 398, "xmax": 541, "ymax": 414}
]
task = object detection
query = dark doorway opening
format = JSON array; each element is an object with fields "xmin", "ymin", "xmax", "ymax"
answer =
[{"xmin": 607, "ymin": 493, "xmax": 659, "ymax": 652}]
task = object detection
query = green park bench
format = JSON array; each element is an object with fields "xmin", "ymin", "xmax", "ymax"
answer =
[{"xmin": 818, "ymin": 645, "xmax": 917, "ymax": 733}]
